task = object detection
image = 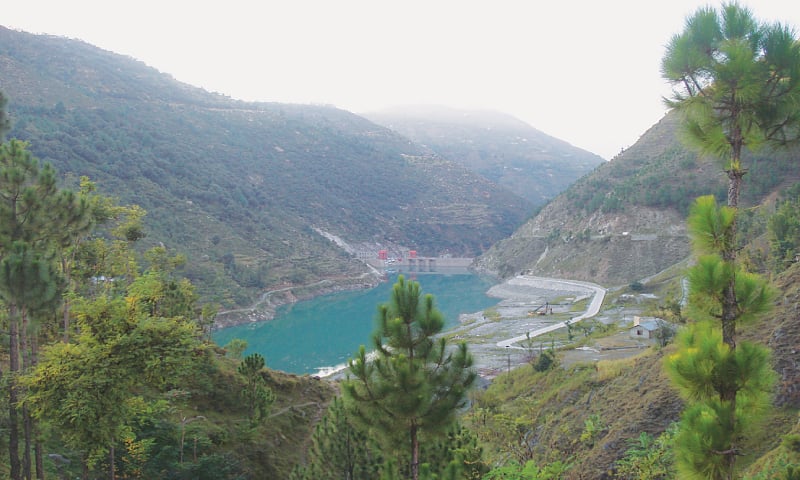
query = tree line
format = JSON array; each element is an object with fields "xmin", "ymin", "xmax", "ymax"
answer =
[{"xmin": 0, "ymin": 90, "xmax": 283, "ymax": 479}]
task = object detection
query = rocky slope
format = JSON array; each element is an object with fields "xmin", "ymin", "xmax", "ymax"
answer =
[{"xmin": 476, "ymin": 111, "xmax": 800, "ymax": 286}]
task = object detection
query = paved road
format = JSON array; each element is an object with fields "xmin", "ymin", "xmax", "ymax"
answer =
[{"xmin": 496, "ymin": 276, "xmax": 606, "ymax": 348}]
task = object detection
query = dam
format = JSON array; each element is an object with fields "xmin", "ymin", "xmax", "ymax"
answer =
[{"xmin": 363, "ymin": 252, "xmax": 473, "ymax": 273}]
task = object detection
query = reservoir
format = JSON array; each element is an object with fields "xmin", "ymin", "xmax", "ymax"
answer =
[{"xmin": 212, "ymin": 272, "xmax": 498, "ymax": 375}]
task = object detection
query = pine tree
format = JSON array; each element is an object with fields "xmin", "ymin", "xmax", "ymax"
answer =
[
  {"xmin": 420, "ymin": 423, "xmax": 488, "ymax": 480},
  {"xmin": 661, "ymin": 4, "xmax": 800, "ymax": 477},
  {"xmin": 343, "ymin": 275, "xmax": 476, "ymax": 480},
  {"xmin": 0, "ymin": 140, "xmax": 90, "ymax": 480},
  {"xmin": 0, "ymin": 242, "xmax": 63, "ymax": 480},
  {"xmin": 291, "ymin": 396, "xmax": 382, "ymax": 480},
  {"xmin": 237, "ymin": 353, "xmax": 275, "ymax": 426},
  {"xmin": 662, "ymin": 2, "xmax": 800, "ymax": 347},
  {"xmin": 664, "ymin": 197, "xmax": 776, "ymax": 480}
]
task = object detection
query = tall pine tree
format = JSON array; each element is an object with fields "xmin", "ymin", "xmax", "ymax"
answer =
[
  {"xmin": 661, "ymin": 4, "xmax": 800, "ymax": 477},
  {"xmin": 0, "ymin": 139, "xmax": 90, "ymax": 480},
  {"xmin": 662, "ymin": 2, "xmax": 800, "ymax": 346},
  {"xmin": 665, "ymin": 196, "xmax": 776, "ymax": 480},
  {"xmin": 343, "ymin": 275, "xmax": 476, "ymax": 480},
  {"xmin": 236, "ymin": 353, "xmax": 275, "ymax": 426}
]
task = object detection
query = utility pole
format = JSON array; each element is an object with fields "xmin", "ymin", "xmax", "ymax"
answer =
[{"xmin": 505, "ymin": 345, "xmax": 511, "ymax": 374}]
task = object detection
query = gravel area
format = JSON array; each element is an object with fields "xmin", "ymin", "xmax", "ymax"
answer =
[{"xmin": 446, "ymin": 275, "xmax": 648, "ymax": 379}]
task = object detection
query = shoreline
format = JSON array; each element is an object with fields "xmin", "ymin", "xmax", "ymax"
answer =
[
  {"xmin": 493, "ymin": 276, "xmax": 606, "ymax": 348},
  {"xmin": 212, "ymin": 261, "xmax": 480, "ymax": 331},
  {"xmin": 446, "ymin": 275, "xmax": 607, "ymax": 378},
  {"xmin": 212, "ymin": 272, "xmax": 383, "ymax": 331},
  {"xmin": 319, "ymin": 274, "xmax": 606, "ymax": 380}
]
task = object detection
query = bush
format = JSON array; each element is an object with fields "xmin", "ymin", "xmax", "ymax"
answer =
[
  {"xmin": 629, "ymin": 281, "xmax": 644, "ymax": 292},
  {"xmin": 533, "ymin": 349, "xmax": 557, "ymax": 372}
]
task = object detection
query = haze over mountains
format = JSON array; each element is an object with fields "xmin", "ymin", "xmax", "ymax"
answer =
[
  {"xmin": 0, "ymin": 26, "xmax": 598, "ymax": 309},
  {"xmin": 364, "ymin": 106, "xmax": 604, "ymax": 206}
]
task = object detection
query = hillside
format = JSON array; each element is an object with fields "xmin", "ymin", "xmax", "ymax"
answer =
[
  {"xmin": 465, "ymin": 258, "xmax": 800, "ymax": 479},
  {"xmin": 365, "ymin": 105, "xmax": 605, "ymax": 206},
  {"xmin": 0, "ymin": 26, "xmax": 537, "ymax": 309},
  {"xmin": 476, "ymin": 110, "xmax": 800, "ymax": 285},
  {"xmin": 464, "ymin": 104, "xmax": 800, "ymax": 477}
]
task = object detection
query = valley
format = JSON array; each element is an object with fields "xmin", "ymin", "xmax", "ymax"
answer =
[{"xmin": 0, "ymin": 19, "xmax": 799, "ymax": 479}]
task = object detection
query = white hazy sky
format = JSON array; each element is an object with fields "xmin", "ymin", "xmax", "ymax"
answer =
[{"xmin": 5, "ymin": 1, "xmax": 800, "ymax": 159}]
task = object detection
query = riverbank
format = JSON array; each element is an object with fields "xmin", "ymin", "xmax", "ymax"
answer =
[
  {"xmin": 213, "ymin": 271, "xmax": 382, "ymax": 330},
  {"xmin": 444, "ymin": 274, "xmax": 658, "ymax": 380},
  {"xmin": 213, "ymin": 258, "xmax": 478, "ymax": 331},
  {"xmin": 445, "ymin": 275, "xmax": 605, "ymax": 378}
]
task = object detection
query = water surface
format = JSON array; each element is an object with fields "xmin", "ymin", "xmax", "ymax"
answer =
[{"xmin": 212, "ymin": 272, "xmax": 498, "ymax": 375}]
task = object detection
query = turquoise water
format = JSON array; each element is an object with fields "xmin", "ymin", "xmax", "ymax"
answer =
[{"xmin": 212, "ymin": 272, "xmax": 498, "ymax": 375}]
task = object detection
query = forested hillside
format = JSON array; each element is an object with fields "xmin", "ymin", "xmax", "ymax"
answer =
[
  {"xmin": 365, "ymin": 105, "xmax": 604, "ymax": 206},
  {"xmin": 0, "ymin": 26, "xmax": 539, "ymax": 308}
]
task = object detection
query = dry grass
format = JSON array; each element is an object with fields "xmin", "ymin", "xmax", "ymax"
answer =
[{"xmin": 595, "ymin": 349, "xmax": 655, "ymax": 381}]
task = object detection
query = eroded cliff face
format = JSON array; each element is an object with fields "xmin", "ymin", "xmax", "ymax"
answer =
[
  {"xmin": 473, "ymin": 112, "xmax": 700, "ymax": 286},
  {"xmin": 475, "ymin": 200, "xmax": 689, "ymax": 287},
  {"xmin": 476, "ymin": 108, "xmax": 800, "ymax": 288}
]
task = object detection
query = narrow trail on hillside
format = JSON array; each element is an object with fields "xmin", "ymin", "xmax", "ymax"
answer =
[
  {"xmin": 269, "ymin": 401, "xmax": 322, "ymax": 419},
  {"xmin": 217, "ymin": 270, "xmax": 379, "ymax": 318}
]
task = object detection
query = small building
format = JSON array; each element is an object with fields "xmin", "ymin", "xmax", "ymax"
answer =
[{"xmin": 629, "ymin": 316, "xmax": 662, "ymax": 339}]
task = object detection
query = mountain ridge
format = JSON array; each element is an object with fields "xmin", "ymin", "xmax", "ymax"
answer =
[
  {"xmin": 364, "ymin": 105, "xmax": 604, "ymax": 206},
  {"xmin": 1, "ymin": 25, "xmax": 573, "ymax": 309},
  {"xmin": 476, "ymin": 110, "xmax": 800, "ymax": 286}
]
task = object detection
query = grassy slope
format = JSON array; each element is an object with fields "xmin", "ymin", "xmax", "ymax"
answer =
[{"xmin": 149, "ymin": 348, "xmax": 338, "ymax": 479}]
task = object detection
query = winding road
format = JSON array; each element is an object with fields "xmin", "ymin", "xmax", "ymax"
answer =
[{"xmin": 496, "ymin": 276, "xmax": 606, "ymax": 349}]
